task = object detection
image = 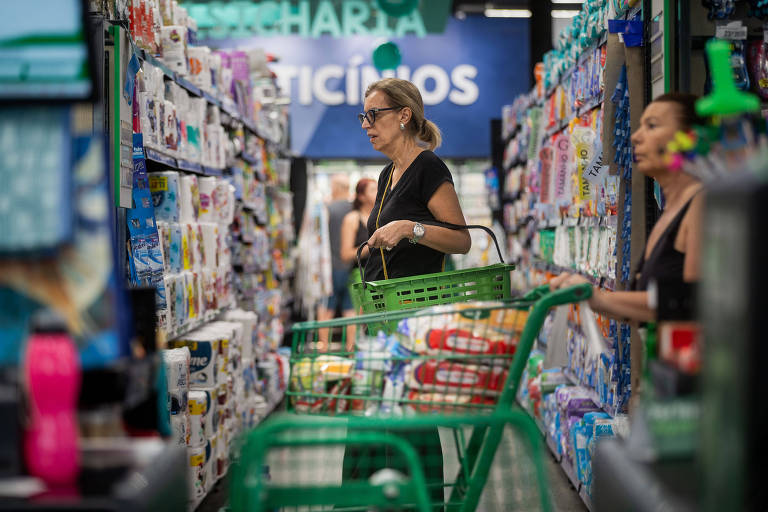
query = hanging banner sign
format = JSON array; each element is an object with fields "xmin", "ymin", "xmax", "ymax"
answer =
[{"xmin": 203, "ymin": 14, "xmax": 530, "ymax": 158}]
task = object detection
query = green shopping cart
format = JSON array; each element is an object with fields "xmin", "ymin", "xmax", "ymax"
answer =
[{"xmin": 230, "ymin": 283, "xmax": 592, "ymax": 512}]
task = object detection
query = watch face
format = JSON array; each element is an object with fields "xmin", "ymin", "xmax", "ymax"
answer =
[{"xmin": 414, "ymin": 223, "xmax": 425, "ymax": 237}]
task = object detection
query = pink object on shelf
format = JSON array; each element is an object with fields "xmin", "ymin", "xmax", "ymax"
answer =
[{"xmin": 23, "ymin": 332, "xmax": 81, "ymax": 487}]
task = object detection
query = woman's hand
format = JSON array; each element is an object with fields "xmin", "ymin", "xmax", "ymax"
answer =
[
  {"xmin": 368, "ymin": 220, "xmax": 412, "ymax": 251},
  {"xmin": 549, "ymin": 273, "xmax": 590, "ymax": 290}
]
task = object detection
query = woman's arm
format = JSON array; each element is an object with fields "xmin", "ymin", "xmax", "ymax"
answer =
[
  {"xmin": 681, "ymin": 193, "xmax": 704, "ymax": 282},
  {"xmin": 551, "ymin": 273, "xmax": 654, "ymax": 322},
  {"xmin": 340, "ymin": 211, "xmax": 368, "ymax": 264},
  {"xmin": 367, "ymin": 182, "xmax": 471, "ymax": 254}
]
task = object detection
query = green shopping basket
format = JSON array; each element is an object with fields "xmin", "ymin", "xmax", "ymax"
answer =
[
  {"xmin": 351, "ymin": 223, "xmax": 515, "ymax": 319},
  {"xmin": 231, "ymin": 284, "xmax": 592, "ymax": 512}
]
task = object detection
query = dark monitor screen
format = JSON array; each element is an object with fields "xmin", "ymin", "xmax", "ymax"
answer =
[{"xmin": 0, "ymin": 0, "xmax": 94, "ymax": 101}]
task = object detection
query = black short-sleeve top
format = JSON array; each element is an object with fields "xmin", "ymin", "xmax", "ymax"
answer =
[{"xmin": 364, "ymin": 150, "xmax": 454, "ymax": 281}]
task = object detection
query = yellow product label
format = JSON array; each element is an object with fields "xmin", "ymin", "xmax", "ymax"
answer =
[
  {"xmin": 221, "ymin": 338, "xmax": 229, "ymax": 351},
  {"xmin": 182, "ymin": 234, "xmax": 190, "ymax": 269},
  {"xmin": 189, "ymin": 453, "xmax": 204, "ymax": 466},
  {"xmin": 189, "ymin": 400, "xmax": 207, "ymax": 415},
  {"xmin": 149, "ymin": 176, "xmax": 167, "ymax": 191},
  {"xmin": 188, "ymin": 283, "xmax": 196, "ymax": 318},
  {"xmin": 760, "ymin": 79, "xmax": 768, "ymax": 88},
  {"xmin": 578, "ymin": 171, "xmax": 591, "ymax": 201}
]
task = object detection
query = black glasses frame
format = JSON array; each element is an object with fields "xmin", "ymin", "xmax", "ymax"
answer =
[{"xmin": 358, "ymin": 106, "xmax": 401, "ymax": 126}]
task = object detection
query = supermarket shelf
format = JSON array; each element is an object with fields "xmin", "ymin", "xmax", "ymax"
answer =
[
  {"xmin": 240, "ymin": 151, "xmax": 261, "ymax": 166},
  {"xmin": 543, "ymin": 93, "xmax": 604, "ymax": 140},
  {"xmin": 144, "ymin": 147, "xmax": 224, "ymax": 177},
  {"xmin": 132, "ymin": 47, "xmax": 282, "ymax": 146},
  {"xmin": 546, "ymin": 432, "xmax": 562, "ymax": 462},
  {"xmin": 564, "ymin": 369, "xmax": 616, "ymax": 418},
  {"xmin": 164, "ymin": 301, "xmax": 235, "ymax": 341},
  {"xmin": 561, "ymin": 457, "xmax": 581, "ymax": 491},
  {"xmin": 518, "ymin": 401, "xmax": 593, "ymax": 512},
  {"xmin": 530, "ymin": 259, "xmax": 616, "ymax": 292}
]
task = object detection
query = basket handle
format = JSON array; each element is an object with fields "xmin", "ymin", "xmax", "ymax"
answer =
[{"xmin": 355, "ymin": 223, "xmax": 506, "ymax": 290}]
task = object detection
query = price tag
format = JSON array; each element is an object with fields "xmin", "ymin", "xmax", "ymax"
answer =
[{"xmin": 715, "ymin": 21, "xmax": 747, "ymax": 41}]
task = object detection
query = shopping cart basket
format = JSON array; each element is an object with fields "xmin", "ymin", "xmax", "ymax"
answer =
[
  {"xmin": 231, "ymin": 284, "xmax": 592, "ymax": 512},
  {"xmin": 350, "ymin": 223, "xmax": 515, "ymax": 325}
]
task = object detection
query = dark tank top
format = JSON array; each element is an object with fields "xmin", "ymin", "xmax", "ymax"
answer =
[{"xmin": 631, "ymin": 195, "xmax": 696, "ymax": 291}]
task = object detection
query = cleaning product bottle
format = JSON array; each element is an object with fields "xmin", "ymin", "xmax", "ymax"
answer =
[{"xmin": 23, "ymin": 311, "xmax": 81, "ymax": 487}]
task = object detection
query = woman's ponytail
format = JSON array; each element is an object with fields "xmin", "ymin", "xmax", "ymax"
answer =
[{"xmin": 419, "ymin": 119, "xmax": 442, "ymax": 150}]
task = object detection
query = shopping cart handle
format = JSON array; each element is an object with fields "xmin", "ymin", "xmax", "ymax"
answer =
[
  {"xmin": 521, "ymin": 284, "xmax": 552, "ymax": 301},
  {"xmin": 538, "ymin": 283, "xmax": 592, "ymax": 308}
]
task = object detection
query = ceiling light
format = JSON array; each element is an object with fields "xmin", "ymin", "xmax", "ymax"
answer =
[
  {"xmin": 551, "ymin": 0, "xmax": 585, "ymax": 3},
  {"xmin": 484, "ymin": 8, "xmax": 532, "ymax": 18},
  {"xmin": 551, "ymin": 9, "xmax": 580, "ymax": 18}
]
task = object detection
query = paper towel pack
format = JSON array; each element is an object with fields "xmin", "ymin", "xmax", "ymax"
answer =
[{"xmin": 169, "ymin": 222, "xmax": 183, "ymax": 273}]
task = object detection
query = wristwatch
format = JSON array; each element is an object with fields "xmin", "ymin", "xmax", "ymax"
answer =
[{"xmin": 410, "ymin": 222, "xmax": 425, "ymax": 244}]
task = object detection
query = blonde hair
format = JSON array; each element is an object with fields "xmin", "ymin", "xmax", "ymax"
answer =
[{"xmin": 365, "ymin": 78, "xmax": 442, "ymax": 150}]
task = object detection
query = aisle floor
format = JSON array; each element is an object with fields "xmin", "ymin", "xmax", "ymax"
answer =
[{"xmin": 198, "ymin": 424, "xmax": 586, "ymax": 512}]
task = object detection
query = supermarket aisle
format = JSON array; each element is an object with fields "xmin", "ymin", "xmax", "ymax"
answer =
[{"xmin": 198, "ymin": 424, "xmax": 586, "ymax": 512}]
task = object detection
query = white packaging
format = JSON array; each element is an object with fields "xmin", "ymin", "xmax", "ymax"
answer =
[
  {"xmin": 199, "ymin": 222, "xmax": 219, "ymax": 269},
  {"xmin": 198, "ymin": 177, "xmax": 217, "ymax": 224},
  {"xmin": 186, "ymin": 442, "xmax": 209, "ymax": 501},
  {"xmin": 188, "ymin": 390, "xmax": 210, "ymax": 447},
  {"xmin": 162, "ymin": 100, "xmax": 178, "ymax": 153},
  {"xmin": 188, "ymin": 46, "xmax": 212, "ymax": 90},
  {"xmin": 223, "ymin": 310, "xmax": 258, "ymax": 360},
  {"xmin": 171, "ymin": 334, "xmax": 219, "ymax": 386},
  {"xmin": 170, "ymin": 412, "xmax": 189, "ymax": 446},
  {"xmin": 162, "ymin": 347, "xmax": 191, "ymax": 391},
  {"xmin": 160, "ymin": 25, "xmax": 188, "ymax": 74},
  {"xmin": 178, "ymin": 175, "xmax": 200, "ymax": 223}
]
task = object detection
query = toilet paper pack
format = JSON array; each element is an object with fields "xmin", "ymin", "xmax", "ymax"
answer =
[
  {"xmin": 188, "ymin": 390, "xmax": 211, "ymax": 447},
  {"xmin": 161, "ymin": 25, "xmax": 188, "ymax": 75},
  {"xmin": 162, "ymin": 99, "xmax": 178, "ymax": 152},
  {"xmin": 199, "ymin": 222, "xmax": 219, "ymax": 269},
  {"xmin": 149, "ymin": 171, "xmax": 180, "ymax": 223},
  {"xmin": 186, "ymin": 440, "xmax": 211, "ymax": 502},
  {"xmin": 163, "ymin": 346, "xmax": 191, "ymax": 390},
  {"xmin": 172, "ymin": 334, "xmax": 219, "ymax": 386},
  {"xmin": 188, "ymin": 46, "xmax": 211, "ymax": 90},
  {"xmin": 170, "ymin": 412, "xmax": 190, "ymax": 446},
  {"xmin": 179, "ymin": 174, "xmax": 200, "ymax": 223},
  {"xmin": 169, "ymin": 222, "xmax": 183, "ymax": 273},
  {"xmin": 197, "ymin": 177, "xmax": 217, "ymax": 223}
]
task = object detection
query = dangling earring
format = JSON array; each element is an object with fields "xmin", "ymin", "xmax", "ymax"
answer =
[{"xmin": 399, "ymin": 122, "xmax": 405, "ymax": 131}]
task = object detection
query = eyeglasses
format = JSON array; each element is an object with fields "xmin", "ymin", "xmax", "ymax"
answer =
[{"xmin": 358, "ymin": 106, "xmax": 401, "ymax": 126}]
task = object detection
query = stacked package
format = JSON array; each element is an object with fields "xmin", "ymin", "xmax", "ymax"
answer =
[
  {"xmin": 163, "ymin": 309, "xmax": 280, "ymax": 509},
  {"xmin": 149, "ymin": 171, "xmax": 237, "ymax": 334},
  {"xmin": 137, "ymin": 65, "xmax": 228, "ymax": 168}
]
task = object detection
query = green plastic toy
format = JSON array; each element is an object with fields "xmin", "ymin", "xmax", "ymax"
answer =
[{"xmin": 696, "ymin": 40, "xmax": 760, "ymax": 118}]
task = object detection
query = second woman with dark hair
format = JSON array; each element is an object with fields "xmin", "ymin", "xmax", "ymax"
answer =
[{"xmin": 551, "ymin": 92, "xmax": 705, "ymax": 322}]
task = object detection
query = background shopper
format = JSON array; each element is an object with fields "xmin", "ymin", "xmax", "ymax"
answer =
[{"xmin": 551, "ymin": 93, "xmax": 705, "ymax": 322}]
